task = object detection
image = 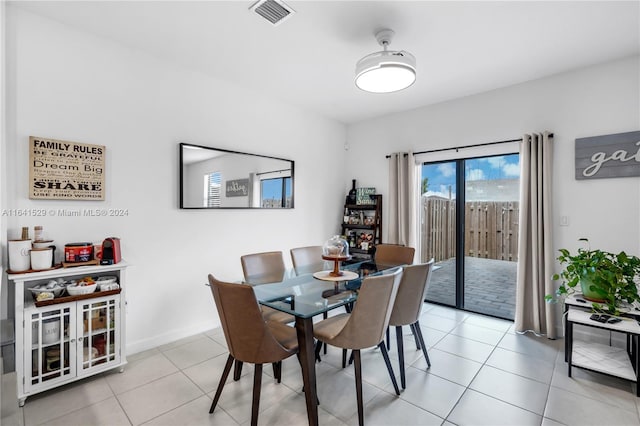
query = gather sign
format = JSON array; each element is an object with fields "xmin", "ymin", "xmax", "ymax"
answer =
[{"xmin": 575, "ymin": 131, "xmax": 640, "ymax": 180}]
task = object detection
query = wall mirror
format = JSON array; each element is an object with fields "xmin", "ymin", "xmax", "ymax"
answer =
[{"xmin": 179, "ymin": 143, "xmax": 294, "ymax": 209}]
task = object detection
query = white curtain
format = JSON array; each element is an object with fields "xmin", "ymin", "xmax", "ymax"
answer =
[
  {"xmin": 387, "ymin": 152, "xmax": 417, "ymax": 251},
  {"xmin": 515, "ymin": 132, "xmax": 555, "ymax": 338}
]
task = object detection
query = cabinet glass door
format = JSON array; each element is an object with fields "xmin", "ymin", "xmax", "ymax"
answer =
[
  {"xmin": 79, "ymin": 297, "xmax": 120, "ymax": 372},
  {"xmin": 26, "ymin": 306, "xmax": 73, "ymax": 389}
]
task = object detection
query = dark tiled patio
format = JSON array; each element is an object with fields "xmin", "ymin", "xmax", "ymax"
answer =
[{"xmin": 425, "ymin": 256, "xmax": 517, "ymax": 320}]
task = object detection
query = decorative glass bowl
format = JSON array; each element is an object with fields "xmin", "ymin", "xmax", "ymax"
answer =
[{"xmin": 322, "ymin": 235, "xmax": 349, "ymax": 258}]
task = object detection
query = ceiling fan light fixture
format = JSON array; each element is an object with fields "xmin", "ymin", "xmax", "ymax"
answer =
[{"xmin": 355, "ymin": 29, "xmax": 416, "ymax": 93}]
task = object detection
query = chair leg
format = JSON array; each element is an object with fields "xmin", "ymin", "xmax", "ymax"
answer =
[
  {"xmin": 342, "ymin": 349, "xmax": 347, "ymax": 368},
  {"xmin": 251, "ymin": 364, "xmax": 263, "ymax": 426},
  {"xmin": 396, "ymin": 326, "xmax": 406, "ymax": 390},
  {"xmin": 210, "ymin": 355, "xmax": 234, "ymax": 413},
  {"xmin": 386, "ymin": 327, "xmax": 391, "ymax": 351},
  {"xmin": 411, "ymin": 322, "xmax": 421, "ymax": 350},
  {"xmin": 349, "ymin": 350, "xmax": 354, "ymax": 365},
  {"xmin": 323, "ymin": 312, "xmax": 328, "ymax": 354},
  {"xmin": 272, "ymin": 361, "xmax": 281, "ymax": 383},
  {"xmin": 315, "ymin": 339, "xmax": 323, "ymax": 362},
  {"xmin": 233, "ymin": 359, "xmax": 243, "ymax": 381},
  {"xmin": 413, "ymin": 321, "xmax": 431, "ymax": 368},
  {"xmin": 353, "ymin": 349, "xmax": 364, "ymax": 426},
  {"xmin": 378, "ymin": 342, "xmax": 400, "ymax": 396}
]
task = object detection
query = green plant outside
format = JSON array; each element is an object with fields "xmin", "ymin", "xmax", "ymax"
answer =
[{"xmin": 546, "ymin": 239, "xmax": 640, "ymax": 315}]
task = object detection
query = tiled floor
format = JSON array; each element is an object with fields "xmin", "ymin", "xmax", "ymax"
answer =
[{"xmin": 3, "ymin": 303, "xmax": 640, "ymax": 426}]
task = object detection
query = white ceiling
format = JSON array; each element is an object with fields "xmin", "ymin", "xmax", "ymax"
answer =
[{"xmin": 12, "ymin": 1, "xmax": 640, "ymax": 124}]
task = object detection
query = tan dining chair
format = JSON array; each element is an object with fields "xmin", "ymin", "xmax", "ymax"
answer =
[
  {"xmin": 240, "ymin": 251, "xmax": 293, "ymax": 323},
  {"xmin": 290, "ymin": 245, "xmax": 323, "ymax": 275},
  {"xmin": 207, "ymin": 275, "xmax": 299, "ymax": 426},
  {"xmin": 241, "ymin": 251, "xmax": 286, "ymax": 284},
  {"xmin": 389, "ymin": 260, "xmax": 434, "ymax": 389},
  {"xmin": 239, "ymin": 251, "xmax": 294, "ymax": 379},
  {"xmin": 313, "ymin": 269, "xmax": 403, "ymax": 426},
  {"xmin": 374, "ymin": 243, "xmax": 415, "ymax": 266},
  {"xmin": 374, "ymin": 244, "xmax": 416, "ymax": 349},
  {"xmin": 290, "ymin": 245, "xmax": 330, "ymax": 355}
]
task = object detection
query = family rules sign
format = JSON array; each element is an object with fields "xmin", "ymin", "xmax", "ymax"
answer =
[
  {"xmin": 575, "ymin": 131, "xmax": 640, "ymax": 180},
  {"xmin": 29, "ymin": 136, "xmax": 105, "ymax": 200}
]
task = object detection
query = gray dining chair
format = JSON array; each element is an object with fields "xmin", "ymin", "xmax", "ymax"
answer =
[
  {"xmin": 207, "ymin": 275, "xmax": 299, "ymax": 426},
  {"xmin": 389, "ymin": 259, "xmax": 434, "ymax": 389},
  {"xmin": 313, "ymin": 269, "xmax": 403, "ymax": 426}
]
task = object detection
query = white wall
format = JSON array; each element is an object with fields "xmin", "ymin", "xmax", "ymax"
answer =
[
  {"xmin": 2, "ymin": 7, "xmax": 347, "ymax": 353},
  {"xmin": 347, "ymin": 56, "xmax": 640, "ymax": 330}
]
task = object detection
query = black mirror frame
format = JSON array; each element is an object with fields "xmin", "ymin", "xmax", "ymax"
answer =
[{"xmin": 179, "ymin": 143, "xmax": 295, "ymax": 209}]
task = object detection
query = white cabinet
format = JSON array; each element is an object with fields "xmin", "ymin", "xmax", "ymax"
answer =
[{"xmin": 8, "ymin": 262, "xmax": 128, "ymax": 406}]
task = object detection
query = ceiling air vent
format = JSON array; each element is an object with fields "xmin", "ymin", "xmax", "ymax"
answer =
[{"xmin": 250, "ymin": 0, "xmax": 295, "ymax": 26}]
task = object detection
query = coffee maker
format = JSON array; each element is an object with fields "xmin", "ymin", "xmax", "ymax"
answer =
[{"xmin": 100, "ymin": 237, "xmax": 121, "ymax": 265}]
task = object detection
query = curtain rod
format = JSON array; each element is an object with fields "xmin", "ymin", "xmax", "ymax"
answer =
[
  {"xmin": 256, "ymin": 168, "xmax": 291, "ymax": 176},
  {"xmin": 384, "ymin": 134, "xmax": 554, "ymax": 158}
]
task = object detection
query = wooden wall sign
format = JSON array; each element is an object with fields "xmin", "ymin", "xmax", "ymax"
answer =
[
  {"xmin": 225, "ymin": 178, "xmax": 249, "ymax": 197},
  {"xmin": 29, "ymin": 136, "xmax": 105, "ymax": 200},
  {"xmin": 575, "ymin": 131, "xmax": 640, "ymax": 180}
]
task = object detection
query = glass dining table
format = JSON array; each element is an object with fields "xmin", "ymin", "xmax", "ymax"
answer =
[{"xmin": 252, "ymin": 260, "xmax": 402, "ymax": 426}]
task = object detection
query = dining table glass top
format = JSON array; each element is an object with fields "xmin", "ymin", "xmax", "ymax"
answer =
[{"xmin": 252, "ymin": 260, "xmax": 402, "ymax": 319}]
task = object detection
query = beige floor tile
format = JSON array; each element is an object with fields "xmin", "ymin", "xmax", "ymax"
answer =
[
  {"xmin": 544, "ymin": 386, "xmax": 640, "ymax": 425},
  {"xmin": 143, "ymin": 395, "xmax": 238, "ymax": 426},
  {"xmin": 462, "ymin": 314, "xmax": 512, "ymax": 332},
  {"xmin": 419, "ymin": 313, "xmax": 461, "ymax": 333},
  {"xmin": 314, "ymin": 366, "xmax": 382, "ymax": 422},
  {"xmin": 162, "ymin": 336, "xmax": 227, "ymax": 370},
  {"xmin": 105, "ymin": 352, "xmax": 179, "ymax": 395},
  {"xmin": 347, "ymin": 391, "xmax": 444, "ymax": 426},
  {"xmin": 23, "ymin": 376, "xmax": 114, "ymax": 426},
  {"xmin": 448, "ymin": 389, "xmax": 542, "ymax": 426},
  {"xmin": 215, "ymin": 368, "xmax": 298, "ymax": 425},
  {"xmin": 182, "ymin": 353, "xmax": 250, "ymax": 394},
  {"xmin": 433, "ymin": 334, "xmax": 494, "ymax": 363},
  {"xmin": 486, "ymin": 346, "xmax": 555, "ymax": 384},
  {"xmin": 498, "ymin": 333, "xmax": 560, "ymax": 363},
  {"xmin": 542, "ymin": 417, "xmax": 568, "ymax": 426},
  {"xmin": 411, "ymin": 348, "xmax": 482, "ymax": 387},
  {"xmin": 451, "ymin": 322, "xmax": 507, "ymax": 345},
  {"xmin": 157, "ymin": 334, "xmax": 205, "ymax": 352},
  {"xmin": 469, "ymin": 365, "xmax": 549, "ymax": 414},
  {"xmin": 247, "ymin": 391, "xmax": 346, "ymax": 426},
  {"xmin": 116, "ymin": 372, "xmax": 203, "ymax": 425},
  {"xmin": 550, "ymin": 363, "xmax": 637, "ymax": 414},
  {"xmin": 424, "ymin": 305, "xmax": 470, "ymax": 322},
  {"xmin": 126, "ymin": 348, "xmax": 161, "ymax": 364},
  {"xmin": 399, "ymin": 370, "xmax": 465, "ymax": 418},
  {"xmin": 40, "ymin": 396, "xmax": 130, "ymax": 426}
]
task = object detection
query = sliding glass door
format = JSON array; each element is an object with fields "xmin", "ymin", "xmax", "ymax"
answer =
[{"xmin": 420, "ymin": 154, "xmax": 520, "ymax": 320}]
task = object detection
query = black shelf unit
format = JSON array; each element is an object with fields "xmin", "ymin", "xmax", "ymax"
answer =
[{"xmin": 341, "ymin": 194, "xmax": 382, "ymax": 260}]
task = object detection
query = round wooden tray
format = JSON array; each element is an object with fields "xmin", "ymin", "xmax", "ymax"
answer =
[
  {"xmin": 6, "ymin": 264, "xmax": 63, "ymax": 275},
  {"xmin": 313, "ymin": 270, "xmax": 359, "ymax": 282}
]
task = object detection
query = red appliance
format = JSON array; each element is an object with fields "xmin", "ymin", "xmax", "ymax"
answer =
[
  {"xmin": 100, "ymin": 237, "xmax": 121, "ymax": 265},
  {"xmin": 65, "ymin": 243, "xmax": 94, "ymax": 263}
]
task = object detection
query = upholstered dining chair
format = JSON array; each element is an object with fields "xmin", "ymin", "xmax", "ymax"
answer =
[
  {"xmin": 207, "ymin": 275, "xmax": 299, "ymax": 426},
  {"xmin": 374, "ymin": 243, "xmax": 415, "ymax": 266},
  {"xmin": 374, "ymin": 244, "xmax": 416, "ymax": 349},
  {"xmin": 241, "ymin": 251, "xmax": 286, "ymax": 284},
  {"xmin": 290, "ymin": 245, "xmax": 323, "ymax": 275},
  {"xmin": 389, "ymin": 259, "xmax": 434, "ymax": 389},
  {"xmin": 240, "ymin": 251, "xmax": 293, "ymax": 324},
  {"xmin": 313, "ymin": 269, "xmax": 403, "ymax": 426},
  {"xmin": 239, "ymin": 251, "xmax": 294, "ymax": 379}
]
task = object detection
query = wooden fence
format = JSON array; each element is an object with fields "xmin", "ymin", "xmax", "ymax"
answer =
[{"xmin": 420, "ymin": 198, "xmax": 519, "ymax": 263}]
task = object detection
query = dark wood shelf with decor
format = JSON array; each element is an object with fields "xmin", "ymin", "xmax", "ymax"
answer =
[{"xmin": 341, "ymin": 194, "xmax": 382, "ymax": 261}]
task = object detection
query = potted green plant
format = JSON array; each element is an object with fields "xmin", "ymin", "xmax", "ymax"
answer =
[{"xmin": 546, "ymin": 238, "xmax": 640, "ymax": 315}]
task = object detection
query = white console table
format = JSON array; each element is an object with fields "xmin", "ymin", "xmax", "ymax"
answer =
[{"xmin": 565, "ymin": 297, "xmax": 640, "ymax": 396}]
